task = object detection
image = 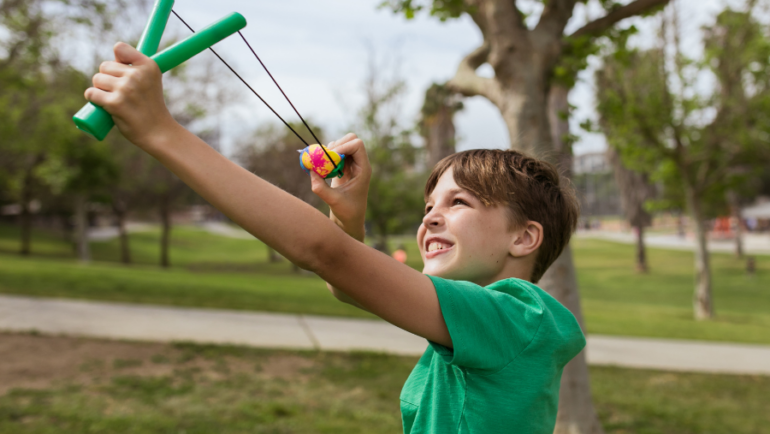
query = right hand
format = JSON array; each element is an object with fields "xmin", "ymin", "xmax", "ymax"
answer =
[
  {"xmin": 85, "ymin": 42, "xmax": 177, "ymax": 149},
  {"xmin": 309, "ymin": 133, "xmax": 371, "ymax": 242}
]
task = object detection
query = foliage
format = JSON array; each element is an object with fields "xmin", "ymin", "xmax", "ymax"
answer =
[
  {"xmin": 235, "ymin": 122, "xmax": 326, "ymax": 210},
  {"xmin": 353, "ymin": 58, "xmax": 426, "ymax": 247},
  {"xmin": 595, "ymin": 7, "xmax": 770, "ymax": 218},
  {"xmin": 379, "ymin": 0, "xmax": 469, "ymax": 21}
]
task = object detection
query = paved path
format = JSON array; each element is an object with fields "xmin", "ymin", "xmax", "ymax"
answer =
[{"xmin": 1, "ymin": 295, "xmax": 769, "ymax": 376}]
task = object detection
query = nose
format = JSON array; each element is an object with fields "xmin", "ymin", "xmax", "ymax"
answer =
[{"xmin": 422, "ymin": 207, "xmax": 444, "ymax": 228}]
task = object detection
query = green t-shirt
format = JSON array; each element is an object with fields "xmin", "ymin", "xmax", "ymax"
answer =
[{"xmin": 400, "ymin": 276, "xmax": 586, "ymax": 434}]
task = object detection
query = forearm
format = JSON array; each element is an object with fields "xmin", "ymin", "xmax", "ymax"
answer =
[
  {"xmin": 140, "ymin": 127, "xmax": 446, "ymax": 346},
  {"xmin": 141, "ymin": 124, "xmax": 341, "ymax": 269},
  {"xmin": 326, "ymin": 211, "xmax": 369, "ymax": 309}
]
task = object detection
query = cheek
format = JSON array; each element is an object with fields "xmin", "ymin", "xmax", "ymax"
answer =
[{"xmin": 416, "ymin": 224, "xmax": 426, "ymax": 249}]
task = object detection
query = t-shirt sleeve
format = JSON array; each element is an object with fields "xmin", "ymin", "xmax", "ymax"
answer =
[{"xmin": 426, "ymin": 275, "xmax": 544, "ymax": 372}]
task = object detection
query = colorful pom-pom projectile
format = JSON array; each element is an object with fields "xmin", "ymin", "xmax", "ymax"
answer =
[{"xmin": 299, "ymin": 144, "xmax": 345, "ymax": 179}]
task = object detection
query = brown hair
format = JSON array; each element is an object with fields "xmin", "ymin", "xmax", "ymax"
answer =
[{"xmin": 424, "ymin": 149, "xmax": 579, "ymax": 283}]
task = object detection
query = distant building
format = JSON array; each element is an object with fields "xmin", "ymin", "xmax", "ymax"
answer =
[
  {"xmin": 573, "ymin": 152, "xmax": 612, "ymax": 175},
  {"xmin": 572, "ymin": 151, "xmax": 622, "ymax": 217}
]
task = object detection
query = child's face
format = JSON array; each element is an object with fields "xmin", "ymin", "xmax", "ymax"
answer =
[{"xmin": 417, "ymin": 169, "xmax": 516, "ymax": 285}]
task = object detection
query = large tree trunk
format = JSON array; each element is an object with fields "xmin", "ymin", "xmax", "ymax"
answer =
[
  {"xmin": 113, "ymin": 201, "xmax": 131, "ymax": 264},
  {"xmin": 501, "ymin": 86, "xmax": 553, "ymax": 158},
  {"xmin": 540, "ymin": 247, "xmax": 605, "ymax": 434},
  {"xmin": 73, "ymin": 194, "xmax": 90, "ymax": 263},
  {"xmin": 160, "ymin": 201, "xmax": 171, "ymax": 268},
  {"xmin": 425, "ymin": 105, "xmax": 457, "ymax": 167},
  {"xmin": 635, "ymin": 224, "xmax": 648, "ymax": 273},
  {"xmin": 443, "ymin": 2, "xmax": 669, "ymax": 428},
  {"xmin": 541, "ymin": 84, "xmax": 605, "ymax": 434},
  {"xmin": 683, "ymin": 182, "xmax": 713, "ymax": 320}
]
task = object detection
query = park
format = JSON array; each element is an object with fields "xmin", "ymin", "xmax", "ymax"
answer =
[{"xmin": 1, "ymin": 0, "xmax": 770, "ymax": 433}]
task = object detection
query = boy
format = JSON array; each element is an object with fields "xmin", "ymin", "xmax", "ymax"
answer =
[{"xmin": 87, "ymin": 42, "xmax": 586, "ymax": 433}]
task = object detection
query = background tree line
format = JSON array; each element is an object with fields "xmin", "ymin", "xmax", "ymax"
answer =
[{"xmin": 3, "ymin": 1, "xmax": 770, "ymax": 433}]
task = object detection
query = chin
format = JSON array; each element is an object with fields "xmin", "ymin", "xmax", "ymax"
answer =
[{"xmin": 422, "ymin": 261, "xmax": 464, "ymax": 280}]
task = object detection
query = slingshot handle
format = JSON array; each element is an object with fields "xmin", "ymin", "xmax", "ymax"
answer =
[
  {"xmin": 137, "ymin": 0, "xmax": 175, "ymax": 56},
  {"xmin": 72, "ymin": 0, "xmax": 175, "ymax": 141},
  {"xmin": 73, "ymin": 11, "xmax": 247, "ymax": 141},
  {"xmin": 153, "ymin": 13, "xmax": 247, "ymax": 73}
]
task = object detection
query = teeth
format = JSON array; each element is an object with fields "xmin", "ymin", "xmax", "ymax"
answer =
[{"xmin": 428, "ymin": 242, "xmax": 449, "ymax": 252}]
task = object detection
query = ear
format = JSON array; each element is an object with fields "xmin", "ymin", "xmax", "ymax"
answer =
[{"xmin": 509, "ymin": 221, "xmax": 543, "ymax": 258}]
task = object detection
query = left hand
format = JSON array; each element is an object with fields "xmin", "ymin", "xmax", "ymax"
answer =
[
  {"xmin": 85, "ymin": 42, "xmax": 177, "ymax": 149},
  {"xmin": 310, "ymin": 133, "xmax": 371, "ymax": 242}
]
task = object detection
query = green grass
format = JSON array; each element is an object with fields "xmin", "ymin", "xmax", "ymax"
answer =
[
  {"xmin": 0, "ymin": 223, "xmax": 373, "ymax": 318},
  {"xmin": 1, "ymin": 223, "xmax": 769, "ymax": 343},
  {"xmin": 0, "ymin": 340, "xmax": 768, "ymax": 434},
  {"xmin": 574, "ymin": 238, "xmax": 770, "ymax": 344}
]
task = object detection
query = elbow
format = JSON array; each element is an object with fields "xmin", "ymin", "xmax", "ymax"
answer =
[{"xmin": 295, "ymin": 233, "xmax": 339, "ymax": 274}]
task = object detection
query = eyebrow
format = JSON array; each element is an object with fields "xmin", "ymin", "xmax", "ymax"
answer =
[{"xmin": 427, "ymin": 187, "xmax": 471, "ymax": 203}]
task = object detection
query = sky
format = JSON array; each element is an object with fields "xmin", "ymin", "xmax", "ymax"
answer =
[{"xmin": 134, "ymin": 0, "xmax": 743, "ymax": 157}]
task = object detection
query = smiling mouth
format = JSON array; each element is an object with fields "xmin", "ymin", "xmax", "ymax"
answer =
[{"xmin": 425, "ymin": 239, "xmax": 455, "ymax": 258}]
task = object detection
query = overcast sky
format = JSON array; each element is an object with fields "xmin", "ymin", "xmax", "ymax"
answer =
[{"xmin": 150, "ymin": 0, "xmax": 742, "ymax": 157}]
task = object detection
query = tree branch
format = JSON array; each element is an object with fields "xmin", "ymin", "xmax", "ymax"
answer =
[
  {"xmin": 570, "ymin": 0, "xmax": 671, "ymax": 39},
  {"xmin": 536, "ymin": 0, "xmax": 579, "ymax": 38},
  {"xmin": 447, "ymin": 41, "xmax": 500, "ymax": 104}
]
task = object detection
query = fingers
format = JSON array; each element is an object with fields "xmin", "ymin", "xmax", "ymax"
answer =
[
  {"xmin": 84, "ymin": 87, "xmax": 117, "ymax": 109},
  {"xmin": 328, "ymin": 133, "xmax": 358, "ymax": 149},
  {"xmin": 92, "ymin": 73, "xmax": 120, "ymax": 92},
  {"xmin": 309, "ymin": 171, "xmax": 340, "ymax": 205},
  {"xmin": 333, "ymin": 138, "xmax": 369, "ymax": 167},
  {"xmin": 99, "ymin": 61, "xmax": 130, "ymax": 77},
  {"xmin": 113, "ymin": 42, "xmax": 152, "ymax": 66}
]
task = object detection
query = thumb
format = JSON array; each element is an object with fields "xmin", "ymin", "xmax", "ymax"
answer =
[
  {"xmin": 309, "ymin": 171, "xmax": 340, "ymax": 205},
  {"xmin": 113, "ymin": 42, "xmax": 151, "ymax": 66}
]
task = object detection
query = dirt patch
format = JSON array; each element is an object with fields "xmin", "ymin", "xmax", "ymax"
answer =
[
  {"xmin": 258, "ymin": 354, "xmax": 315, "ymax": 379},
  {"xmin": 0, "ymin": 332, "xmax": 315, "ymax": 395}
]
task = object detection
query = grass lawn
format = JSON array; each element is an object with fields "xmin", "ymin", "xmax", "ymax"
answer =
[
  {"xmin": 1, "ymin": 333, "xmax": 768, "ymax": 434},
  {"xmin": 0, "ymin": 223, "xmax": 769, "ymax": 343}
]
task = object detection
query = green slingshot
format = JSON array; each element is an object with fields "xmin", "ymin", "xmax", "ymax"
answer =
[{"xmin": 72, "ymin": 0, "xmax": 247, "ymax": 141}]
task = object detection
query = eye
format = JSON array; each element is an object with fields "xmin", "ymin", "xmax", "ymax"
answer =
[
  {"xmin": 424, "ymin": 206, "xmax": 433, "ymax": 215},
  {"xmin": 453, "ymin": 198, "xmax": 468, "ymax": 206}
]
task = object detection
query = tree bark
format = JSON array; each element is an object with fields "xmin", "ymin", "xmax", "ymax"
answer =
[
  {"xmin": 539, "ymin": 247, "xmax": 605, "ymax": 434},
  {"xmin": 73, "ymin": 194, "xmax": 90, "ymax": 263},
  {"xmin": 160, "ymin": 201, "xmax": 171, "ymax": 268},
  {"xmin": 425, "ymin": 105, "xmax": 457, "ymax": 167},
  {"xmin": 635, "ymin": 224, "xmax": 648, "ymax": 273},
  {"xmin": 541, "ymin": 84, "xmax": 605, "ymax": 434},
  {"xmin": 683, "ymin": 182, "xmax": 713, "ymax": 320},
  {"xmin": 113, "ymin": 202, "xmax": 131, "ymax": 264}
]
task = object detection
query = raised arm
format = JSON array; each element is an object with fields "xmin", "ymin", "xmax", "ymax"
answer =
[{"xmin": 86, "ymin": 43, "xmax": 451, "ymax": 347}]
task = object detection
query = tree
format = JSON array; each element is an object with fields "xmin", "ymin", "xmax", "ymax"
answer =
[
  {"xmin": 607, "ymin": 144, "xmax": 654, "ymax": 272},
  {"xmin": 382, "ymin": 1, "xmax": 670, "ymax": 431},
  {"xmin": 0, "ymin": 0, "xmax": 138, "ymax": 258},
  {"xmin": 106, "ymin": 133, "xmax": 152, "ymax": 264},
  {"xmin": 142, "ymin": 54, "xmax": 236, "ymax": 268},
  {"xmin": 354, "ymin": 57, "xmax": 425, "ymax": 252},
  {"xmin": 419, "ymin": 83, "xmax": 463, "ymax": 167},
  {"xmin": 595, "ymin": 4, "xmax": 770, "ymax": 320}
]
